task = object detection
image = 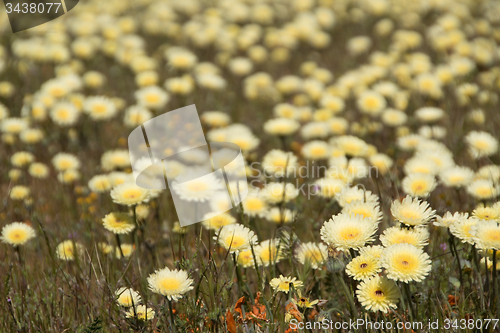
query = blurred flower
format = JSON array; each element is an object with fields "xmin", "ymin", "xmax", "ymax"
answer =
[
  {"xmin": 115, "ymin": 287, "xmax": 141, "ymax": 307},
  {"xmin": 88, "ymin": 174, "xmax": 112, "ymax": 193},
  {"xmin": 262, "ymin": 182, "xmax": 299, "ymax": 204},
  {"xmin": 262, "ymin": 149, "xmax": 299, "ymax": 177},
  {"xmin": 434, "ymin": 212, "xmax": 469, "ymax": 228},
  {"xmin": 295, "ymin": 242, "xmax": 328, "ymax": 269},
  {"xmin": 111, "ymin": 182, "xmax": 150, "ymax": 206},
  {"xmin": 402, "ymin": 173, "xmax": 436, "ymax": 197},
  {"xmin": 215, "ymin": 224, "xmax": 257, "ymax": 253},
  {"xmin": 10, "ymin": 185, "xmax": 30, "ymax": 200},
  {"xmin": 102, "ymin": 212, "xmax": 135, "ymax": 234},
  {"xmin": 254, "ymin": 239, "xmax": 284, "ymax": 266},
  {"xmin": 83, "ymin": 96, "xmax": 118, "ymax": 121},
  {"xmin": 172, "ymin": 173, "xmax": 223, "ymax": 202},
  {"xmin": 125, "ymin": 305, "xmax": 155, "ymax": 321},
  {"xmin": 202, "ymin": 212, "xmax": 236, "ymax": 231},
  {"xmin": 465, "ymin": 131, "xmax": 498, "ymax": 158},
  {"xmin": 56, "ymin": 240, "xmax": 84, "ymax": 261},
  {"xmin": 471, "ymin": 220, "xmax": 500, "ymax": 250},
  {"xmin": 52, "ymin": 153, "xmax": 81, "ymax": 171},
  {"xmin": 241, "ymin": 191, "xmax": 268, "ymax": 217},
  {"xmin": 115, "ymin": 244, "xmax": 135, "ymax": 259}
]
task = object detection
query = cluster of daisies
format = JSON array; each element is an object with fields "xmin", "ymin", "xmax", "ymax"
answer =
[
  {"xmin": 114, "ymin": 266, "xmax": 194, "ymax": 322},
  {"xmin": 1, "ymin": 0, "xmax": 500, "ymax": 329}
]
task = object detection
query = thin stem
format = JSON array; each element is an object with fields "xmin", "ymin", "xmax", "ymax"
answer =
[
  {"xmin": 115, "ymin": 234, "xmax": 124, "ymax": 259},
  {"xmin": 335, "ymin": 272, "xmax": 357, "ymax": 320},
  {"xmin": 471, "ymin": 245, "xmax": 485, "ymax": 308},
  {"xmin": 448, "ymin": 232, "xmax": 463, "ymax": 290},
  {"xmin": 484, "ymin": 254, "xmax": 490, "ymax": 294},
  {"xmin": 167, "ymin": 298, "xmax": 177, "ymax": 333},
  {"xmin": 232, "ymin": 252, "xmax": 244, "ymax": 294},
  {"xmin": 132, "ymin": 205, "xmax": 140, "ymax": 253},
  {"xmin": 491, "ymin": 250, "xmax": 497, "ymax": 316},
  {"xmin": 15, "ymin": 246, "xmax": 23, "ymax": 266},
  {"xmin": 403, "ymin": 283, "xmax": 414, "ymax": 322},
  {"xmin": 250, "ymin": 244, "xmax": 262, "ymax": 289}
]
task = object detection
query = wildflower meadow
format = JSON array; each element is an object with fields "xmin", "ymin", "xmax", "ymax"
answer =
[{"xmin": 0, "ymin": 0, "xmax": 500, "ymax": 332}]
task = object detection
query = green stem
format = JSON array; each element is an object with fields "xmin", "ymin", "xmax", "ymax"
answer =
[
  {"xmin": 232, "ymin": 252, "xmax": 244, "ymax": 294},
  {"xmin": 471, "ymin": 245, "xmax": 485, "ymax": 308},
  {"xmin": 403, "ymin": 283, "xmax": 414, "ymax": 322},
  {"xmin": 167, "ymin": 298, "xmax": 177, "ymax": 333},
  {"xmin": 448, "ymin": 232, "xmax": 463, "ymax": 290},
  {"xmin": 492, "ymin": 250, "xmax": 497, "ymax": 317},
  {"xmin": 15, "ymin": 246, "xmax": 23, "ymax": 266},
  {"xmin": 115, "ymin": 234, "xmax": 124, "ymax": 259},
  {"xmin": 336, "ymin": 272, "xmax": 357, "ymax": 320},
  {"xmin": 132, "ymin": 205, "xmax": 140, "ymax": 253},
  {"xmin": 250, "ymin": 244, "xmax": 262, "ymax": 289}
]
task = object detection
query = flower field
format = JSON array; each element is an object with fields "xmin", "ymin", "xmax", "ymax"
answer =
[{"xmin": 0, "ymin": 0, "xmax": 500, "ymax": 332}]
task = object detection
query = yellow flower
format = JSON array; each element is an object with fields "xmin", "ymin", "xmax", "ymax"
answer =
[
  {"xmin": 88, "ymin": 174, "xmax": 112, "ymax": 193},
  {"xmin": 116, "ymin": 244, "xmax": 135, "ymax": 259},
  {"xmin": 402, "ymin": 173, "xmax": 436, "ymax": 197},
  {"xmin": 380, "ymin": 226, "xmax": 429, "ymax": 248},
  {"xmin": 295, "ymin": 242, "xmax": 328, "ymax": 269},
  {"xmin": 293, "ymin": 294, "xmax": 319, "ymax": 309},
  {"xmin": 10, "ymin": 185, "xmax": 30, "ymax": 200},
  {"xmin": 111, "ymin": 182, "xmax": 150, "ymax": 206},
  {"xmin": 11, "ymin": 151, "xmax": 34, "ymax": 167},
  {"xmin": 254, "ymin": 239, "xmax": 284, "ymax": 266},
  {"xmin": 215, "ymin": 224, "xmax": 257, "ymax": 253},
  {"xmin": 356, "ymin": 276, "xmax": 401, "ymax": 313},
  {"xmin": 381, "ymin": 244, "xmax": 432, "ymax": 283},
  {"xmin": 270, "ymin": 275, "xmax": 303, "ymax": 294},
  {"xmin": 237, "ymin": 249, "xmax": 255, "ymax": 268},
  {"xmin": 0, "ymin": 222, "xmax": 36, "ymax": 246},
  {"xmin": 56, "ymin": 240, "xmax": 84, "ymax": 261},
  {"xmin": 125, "ymin": 305, "xmax": 155, "ymax": 321},
  {"xmin": 147, "ymin": 266, "xmax": 194, "ymax": 301},
  {"xmin": 346, "ymin": 254, "xmax": 381, "ymax": 281},
  {"xmin": 320, "ymin": 213, "xmax": 378, "ymax": 251},
  {"xmin": 29, "ymin": 163, "xmax": 49, "ymax": 179},
  {"xmin": 390, "ymin": 195, "xmax": 436, "ymax": 227},
  {"xmin": 471, "ymin": 220, "xmax": 500, "ymax": 250},
  {"xmin": 102, "ymin": 212, "xmax": 136, "ymax": 234},
  {"xmin": 202, "ymin": 212, "xmax": 236, "ymax": 231},
  {"xmin": 115, "ymin": 287, "xmax": 141, "ymax": 307}
]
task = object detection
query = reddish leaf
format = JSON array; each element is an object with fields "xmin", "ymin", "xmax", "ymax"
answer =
[
  {"xmin": 226, "ymin": 310, "xmax": 237, "ymax": 333},
  {"xmin": 234, "ymin": 296, "xmax": 245, "ymax": 318}
]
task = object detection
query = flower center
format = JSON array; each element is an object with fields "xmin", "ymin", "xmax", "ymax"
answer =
[
  {"xmin": 93, "ymin": 104, "xmax": 107, "ymax": 114},
  {"xmin": 246, "ymin": 198, "xmax": 264, "ymax": 211},
  {"xmin": 124, "ymin": 189, "xmax": 141, "ymax": 199},
  {"xmin": 340, "ymin": 227, "xmax": 360, "ymax": 241},
  {"xmin": 160, "ymin": 277, "xmax": 181, "ymax": 292},
  {"xmin": 310, "ymin": 146, "xmax": 326, "ymax": 156},
  {"xmin": 187, "ymin": 181, "xmax": 208, "ymax": 192}
]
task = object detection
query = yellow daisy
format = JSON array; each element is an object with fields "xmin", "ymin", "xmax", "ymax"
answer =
[
  {"xmin": 0, "ymin": 222, "xmax": 36, "ymax": 246},
  {"xmin": 147, "ymin": 266, "xmax": 194, "ymax": 301}
]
